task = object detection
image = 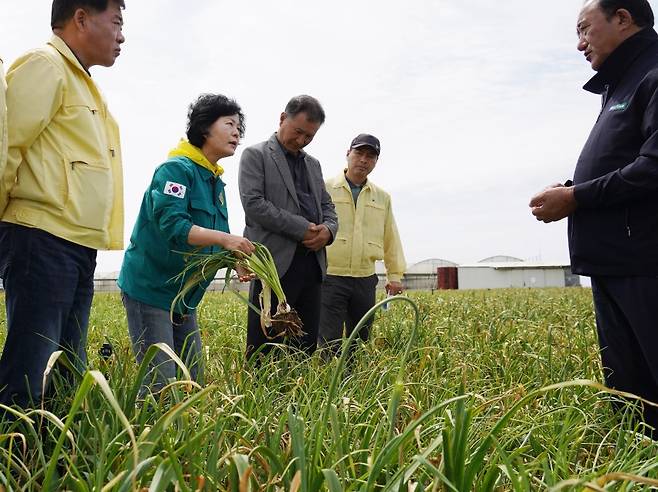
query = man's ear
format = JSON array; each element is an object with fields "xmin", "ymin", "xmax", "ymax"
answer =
[
  {"xmin": 615, "ymin": 8, "xmax": 635, "ymax": 29},
  {"xmin": 72, "ymin": 8, "xmax": 89, "ymax": 31},
  {"xmin": 279, "ymin": 112, "xmax": 287, "ymax": 127}
]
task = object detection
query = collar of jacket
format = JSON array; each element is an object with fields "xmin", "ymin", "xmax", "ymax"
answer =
[
  {"xmin": 583, "ymin": 28, "xmax": 658, "ymax": 94},
  {"xmin": 49, "ymin": 35, "xmax": 92, "ymax": 77},
  {"xmin": 340, "ymin": 169, "xmax": 371, "ymax": 190},
  {"xmin": 271, "ymin": 133, "xmax": 307, "ymax": 160},
  {"xmin": 334, "ymin": 171, "xmax": 372, "ymax": 191},
  {"xmin": 168, "ymin": 139, "xmax": 224, "ymax": 178}
]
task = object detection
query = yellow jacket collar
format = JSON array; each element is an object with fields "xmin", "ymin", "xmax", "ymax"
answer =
[
  {"xmin": 339, "ymin": 169, "xmax": 370, "ymax": 190},
  {"xmin": 168, "ymin": 139, "xmax": 224, "ymax": 177},
  {"xmin": 49, "ymin": 35, "xmax": 90, "ymax": 77}
]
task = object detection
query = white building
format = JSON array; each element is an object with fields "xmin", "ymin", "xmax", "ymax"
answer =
[{"xmin": 457, "ymin": 261, "xmax": 580, "ymax": 290}]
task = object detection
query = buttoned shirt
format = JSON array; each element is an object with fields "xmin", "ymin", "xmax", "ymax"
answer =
[{"xmin": 276, "ymin": 138, "xmax": 320, "ymax": 225}]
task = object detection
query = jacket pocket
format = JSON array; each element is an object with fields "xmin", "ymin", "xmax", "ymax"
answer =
[
  {"xmin": 332, "ymin": 197, "xmax": 353, "ymax": 233},
  {"xmin": 364, "ymin": 200, "xmax": 386, "ymax": 233},
  {"xmin": 366, "ymin": 240, "xmax": 384, "ymax": 260},
  {"xmin": 363, "ymin": 201, "xmax": 385, "ymax": 260},
  {"xmin": 13, "ymin": 156, "xmax": 68, "ymax": 211},
  {"xmin": 64, "ymin": 159, "xmax": 113, "ymax": 230},
  {"xmin": 190, "ymin": 198, "xmax": 217, "ymax": 230},
  {"xmin": 62, "ymin": 99, "xmax": 108, "ymax": 165},
  {"xmin": 326, "ymin": 236, "xmax": 350, "ymax": 266}
]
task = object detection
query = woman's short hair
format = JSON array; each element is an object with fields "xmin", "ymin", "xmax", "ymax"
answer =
[{"xmin": 186, "ymin": 93, "xmax": 245, "ymax": 148}]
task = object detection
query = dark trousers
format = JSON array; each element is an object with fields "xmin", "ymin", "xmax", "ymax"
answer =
[
  {"xmin": 0, "ymin": 223, "xmax": 96, "ymax": 408},
  {"xmin": 246, "ymin": 247, "xmax": 321, "ymax": 359},
  {"xmin": 591, "ymin": 276, "xmax": 658, "ymax": 430},
  {"xmin": 318, "ymin": 274, "xmax": 378, "ymax": 353}
]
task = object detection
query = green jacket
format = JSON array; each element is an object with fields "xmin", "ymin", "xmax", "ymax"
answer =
[{"xmin": 118, "ymin": 156, "xmax": 229, "ymax": 313}]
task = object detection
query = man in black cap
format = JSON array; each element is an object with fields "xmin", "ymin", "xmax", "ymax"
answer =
[{"xmin": 319, "ymin": 134, "xmax": 406, "ymax": 355}]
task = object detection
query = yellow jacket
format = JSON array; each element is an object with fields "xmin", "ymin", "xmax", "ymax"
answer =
[
  {"xmin": 0, "ymin": 36, "xmax": 123, "ymax": 250},
  {"xmin": 0, "ymin": 58, "xmax": 6, "ymax": 184},
  {"xmin": 325, "ymin": 172, "xmax": 406, "ymax": 282}
]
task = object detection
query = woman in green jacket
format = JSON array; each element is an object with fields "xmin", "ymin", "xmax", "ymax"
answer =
[{"xmin": 118, "ymin": 93, "xmax": 254, "ymax": 393}]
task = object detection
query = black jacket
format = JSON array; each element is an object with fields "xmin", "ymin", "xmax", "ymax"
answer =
[{"xmin": 569, "ymin": 28, "xmax": 658, "ymax": 276}]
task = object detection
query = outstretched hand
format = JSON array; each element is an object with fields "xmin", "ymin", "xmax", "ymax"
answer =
[{"xmin": 529, "ymin": 184, "xmax": 577, "ymax": 223}]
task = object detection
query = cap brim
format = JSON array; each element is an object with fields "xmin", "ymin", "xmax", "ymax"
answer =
[{"xmin": 351, "ymin": 143, "xmax": 380, "ymax": 154}]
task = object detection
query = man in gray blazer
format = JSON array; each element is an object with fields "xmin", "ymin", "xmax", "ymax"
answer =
[{"xmin": 239, "ymin": 95, "xmax": 338, "ymax": 358}]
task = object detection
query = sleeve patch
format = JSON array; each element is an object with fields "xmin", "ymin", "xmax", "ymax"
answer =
[{"xmin": 164, "ymin": 181, "xmax": 186, "ymax": 198}]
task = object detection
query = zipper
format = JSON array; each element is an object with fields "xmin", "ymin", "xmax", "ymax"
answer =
[
  {"xmin": 625, "ymin": 208, "xmax": 631, "ymax": 238},
  {"xmin": 602, "ymin": 84, "xmax": 610, "ymax": 108},
  {"xmin": 212, "ymin": 177, "xmax": 218, "ymax": 234},
  {"xmin": 596, "ymin": 84, "xmax": 611, "ymax": 121}
]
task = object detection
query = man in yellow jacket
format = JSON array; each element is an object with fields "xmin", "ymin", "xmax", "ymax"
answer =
[
  {"xmin": 319, "ymin": 134, "xmax": 406, "ymax": 354},
  {"xmin": 0, "ymin": 58, "xmax": 6, "ymax": 179},
  {"xmin": 0, "ymin": 0, "xmax": 125, "ymax": 408}
]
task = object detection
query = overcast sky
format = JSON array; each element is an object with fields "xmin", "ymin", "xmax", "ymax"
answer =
[{"xmin": 6, "ymin": 0, "xmax": 657, "ymax": 275}]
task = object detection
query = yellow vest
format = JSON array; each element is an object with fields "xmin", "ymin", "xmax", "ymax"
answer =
[
  {"xmin": 325, "ymin": 172, "xmax": 406, "ymax": 282},
  {"xmin": 0, "ymin": 36, "xmax": 123, "ymax": 250}
]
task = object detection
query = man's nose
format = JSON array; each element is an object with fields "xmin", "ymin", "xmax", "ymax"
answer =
[
  {"xmin": 577, "ymin": 37, "xmax": 587, "ymax": 51},
  {"xmin": 118, "ymin": 31, "xmax": 126, "ymax": 44}
]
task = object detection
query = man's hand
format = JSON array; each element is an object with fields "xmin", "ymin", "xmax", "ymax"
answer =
[
  {"xmin": 302, "ymin": 224, "xmax": 332, "ymax": 251},
  {"xmin": 302, "ymin": 223, "xmax": 318, "ymax": 242},
  {"xmin": 529, "ymin": 184, "xmax": 577, "ymax": 223},
  {"xmin": 385, "ymin": 281, "xmax": 404, "ymax": 295}
]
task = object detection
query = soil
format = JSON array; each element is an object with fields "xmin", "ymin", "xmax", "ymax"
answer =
[{"xmin": 268, "ymin": 307, "xmax": 304, "ymax": 339}]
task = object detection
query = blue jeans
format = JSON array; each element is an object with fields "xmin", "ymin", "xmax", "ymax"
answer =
[
  {"xmin": 121, "ymin": 292, "xmax": 202, "ymax": 393},
  {"xmin": 0, "ymin": 223, "xmax": 96, "ymax": 408}
]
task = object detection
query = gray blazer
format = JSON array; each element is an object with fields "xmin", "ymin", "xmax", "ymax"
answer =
[{"xmin": 238, "ymin": 133, "xmax": 338, "ymax": 278}]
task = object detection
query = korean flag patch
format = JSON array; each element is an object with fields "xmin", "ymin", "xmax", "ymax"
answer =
[{"xmin": 164, "ymin": 181, "xmax": 186, "ymax": 199}]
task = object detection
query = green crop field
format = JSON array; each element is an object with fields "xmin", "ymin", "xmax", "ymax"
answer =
[{"xmin": 0, "ymin": 288, "xmax": 657, "ymax": 491}]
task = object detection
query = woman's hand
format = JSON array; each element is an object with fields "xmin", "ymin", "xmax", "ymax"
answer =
[
  {"xmin": 188, "ymin": 226, "xmax": 255, "ymax": 256},
  {"xmin": 235, "ymin": 264, "xmax": 255, "ymax": 282},
  {"xmin": 221, "ymin": 234, "xmax": 255, "ymax": 256}
]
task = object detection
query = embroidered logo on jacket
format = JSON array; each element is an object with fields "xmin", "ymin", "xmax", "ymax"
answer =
[
  {"xmin": 164, "ymin": 181, "xmax": 186, "ymax": 198},
  {"xmin": 609, "ymin": 102, "xmax": 629, "ymax": 112}
]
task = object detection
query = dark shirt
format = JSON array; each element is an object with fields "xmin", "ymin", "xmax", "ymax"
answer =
[
  {"xmin": 569, "ymin": 28, "xmax": 658, "ymax": 275},
  {"xmin": 345, "ymin": 174, "xmax": 364, "ymax": 206},
  {"xmin": 276, "ymin": 138, "xmax": 320, "ymax": 224}
]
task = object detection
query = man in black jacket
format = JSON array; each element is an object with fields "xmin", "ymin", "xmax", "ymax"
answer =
[{"xmin": 531, "ymin": 0, "xmax": 658, "ymax": 431}]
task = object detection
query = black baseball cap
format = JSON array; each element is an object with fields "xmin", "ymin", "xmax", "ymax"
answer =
[{"xmin": 350, "ymin": 133, "xmax": 381, "ymax": 155}]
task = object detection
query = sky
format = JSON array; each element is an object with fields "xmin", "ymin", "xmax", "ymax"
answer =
[{"xmin": 5, "ymin": 0, "xmax": 657, "ymax": 275}]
